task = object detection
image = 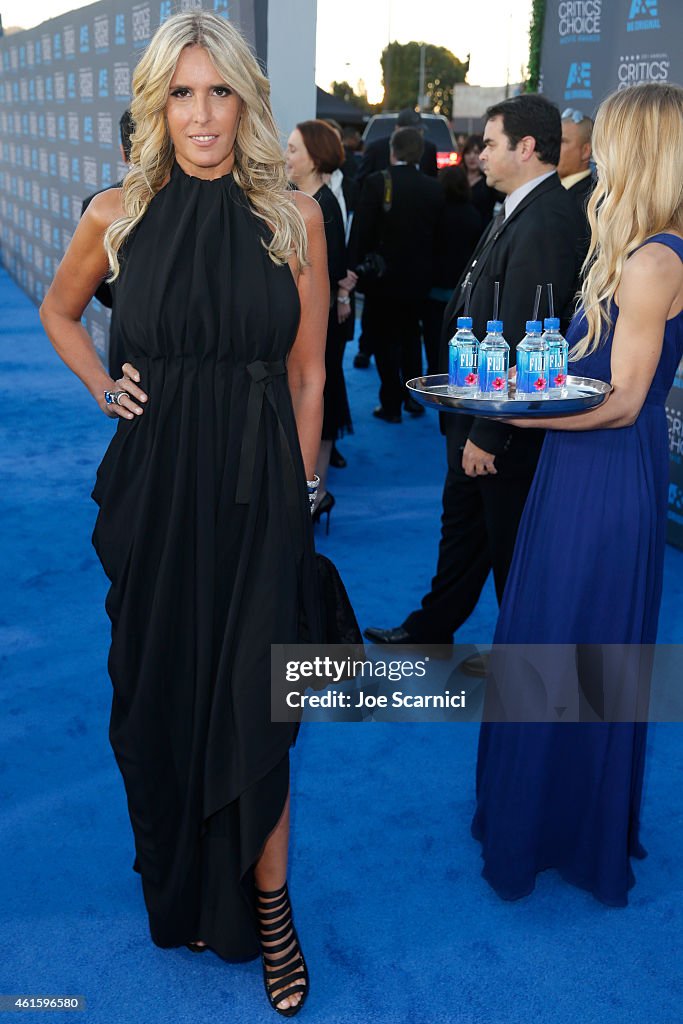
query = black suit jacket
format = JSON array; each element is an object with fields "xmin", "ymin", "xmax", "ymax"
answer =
[
  {"xmin": 566, "ymin": 172, "xmax": 594, "ymax": 212},
  {"xmin": 433, "ymin": 200, "xmax": 483, "ymax": 290},
  {"xmin": 566, "ymin": 172, "xmax": 595, "ymax": 258},
  {"xmin": 440, "ymin": 172, "xmax": 584, "ymax": 458},
  {"xmin": 356, "ymin": 136, "xmax": 438, "ymax": 185},
  {"xmin": 350, "ymin": 164, "xmax": 444, "ymax": 297}
]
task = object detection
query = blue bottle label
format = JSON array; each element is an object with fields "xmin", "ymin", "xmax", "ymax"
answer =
[
  {"xmin": 479, "ymin": 351, "xmax": 508, "ymax": 395},
  {"xmin": 449, "ymin": 345, "xmax": 478, "ymax": 389},
  {"xmin": 547, "ymin": 347, "xmax": 568, "ymax": 389},
  {"xmin": 517, "ymin": 350, "xmax": 547, "ymax": 394}
]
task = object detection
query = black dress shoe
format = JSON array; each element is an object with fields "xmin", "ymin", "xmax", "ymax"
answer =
[
  {"xmin": 353, "ymin": 352, "xmax": 371, "ymax": 368},
  {"xmin": 404, "ymin": 396, "xmax": 425, "ymax": 417},
  {"xmin": 457, "ymin": 652, "xmax": 491, "ymax": 678},
  {"xmin": 330, "ymin": 445, "xmax": 347, "ymax": 469},
  {"xmin": 372, "ymin": 406, "xmax": 402, "ymax": 424},
  {"xmin": 364, "ymin": 625, "xmax": 415, "ymax": 644}
]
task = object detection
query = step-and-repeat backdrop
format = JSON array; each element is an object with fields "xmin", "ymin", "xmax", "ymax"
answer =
[
  {"xmin": 0, "ymin": 0, "xmax": 264, "ymax": 356},
  {"xmin": 540, "ymin": 0, "xmax": 683, "ymax": 548}
]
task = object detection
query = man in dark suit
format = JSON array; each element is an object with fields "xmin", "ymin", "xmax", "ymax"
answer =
[
  {"xmin": 356, "ymin": 108, "xmax": 438, "ymax": 186},
  {"xmin": 341, "ymin": 125, "xmax": 362, "ymax": 180},
  {"xmin": 559, "ymin": 107, "xmax": 595, "ymax": 254},
  {"xmin": 352, "ymin": 127, "xmax": 444, "ymax": 421},
  {"xmin": 353, "ymin": 108, "xmax": 438, "ymax": 370},
  {"xmin": 365, "ymin": 94, "xmax": 584, "ymax": 645}
]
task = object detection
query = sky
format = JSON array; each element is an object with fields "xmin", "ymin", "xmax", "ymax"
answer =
[
  {"xmin": 1, "ymin": 0, "xmax": 533, "ymax": 99},
  {"xmin": 316, "ymin": 0, "xmax": 532, "ymax": 101}
]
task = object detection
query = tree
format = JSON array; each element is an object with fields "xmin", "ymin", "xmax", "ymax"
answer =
[
  {"xmin": 329, "ymin": 80, "xmax": 373, "ymax": 113},
  {"xmin": 380, "ymin": 42, "xmax": 469, "ymax": 118},
  {"xmin": 525, "ymin": 0, "xmax": 546, "ymax": 92}
]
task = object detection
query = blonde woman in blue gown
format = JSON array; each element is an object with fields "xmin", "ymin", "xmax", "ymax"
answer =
[{"xmin": 473, "ymin": 83, "xmax": 683, "ymax": 906}]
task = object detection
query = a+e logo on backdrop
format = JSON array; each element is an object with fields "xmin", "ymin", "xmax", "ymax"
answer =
[
  {"xmin": 565, "ymin": 62, "xmax": 592, "ymax": 100},
  {"xmin": 627, "ymin": 0, "xmax": 661, "ymax": 32}
]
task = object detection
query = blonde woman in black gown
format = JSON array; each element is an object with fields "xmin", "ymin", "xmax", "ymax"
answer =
[{"xmin": 39, "ymin": 11, "xmax": 329, "ymax": 1016}]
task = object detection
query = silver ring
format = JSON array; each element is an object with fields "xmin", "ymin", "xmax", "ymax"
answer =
[{"xmin": 104, "ymin": 390, "xmax": 127, "ymax": 406}]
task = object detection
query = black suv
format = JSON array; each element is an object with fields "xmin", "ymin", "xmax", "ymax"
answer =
[{"xmin": 362, "ymin": 113, "xmax": 459, "ymax": 168}]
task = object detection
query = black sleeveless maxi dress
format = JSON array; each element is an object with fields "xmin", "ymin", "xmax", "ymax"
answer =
[{"xmin": 91, "ymin": 160, "xmax": 321, "ymax": 960}]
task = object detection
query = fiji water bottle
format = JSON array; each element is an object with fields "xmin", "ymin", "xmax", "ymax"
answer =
[
  {"xmin": 515, "ymin": 320, "xmax": 548, "ymax": 400},
  {"xmin": 448, "ymin": 317, "xmax": 479, "ymax": 396},
  {"xmin": 544, "ymin": 317, "xmax": 569, "ymax": 397},
  {"xmin": 477, "ymin": 321, "xmax": 510, "ymax": 398}
]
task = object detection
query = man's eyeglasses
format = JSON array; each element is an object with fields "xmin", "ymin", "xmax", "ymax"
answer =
[{"xmin": 561, "ymin": 108, "xmax": 590, "ymax": 124}]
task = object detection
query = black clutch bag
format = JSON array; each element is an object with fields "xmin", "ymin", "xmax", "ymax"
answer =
[{"xmin": 315, "ymin": 553, "xmax": 363, "ymax": 645}]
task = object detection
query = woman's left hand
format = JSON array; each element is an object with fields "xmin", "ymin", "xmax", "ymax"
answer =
[{"xmin": 101, "ymin": 361, "xmax": 148, "ymax": 419}]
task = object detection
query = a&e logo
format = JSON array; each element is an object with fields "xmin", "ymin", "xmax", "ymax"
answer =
[
  {"xmin": 627, "ymin": 0, "xmax": 661, "ymax": 32},
  {"xmin": 565, "ymin": 62, "xmax": 592, "ymax": 100}
]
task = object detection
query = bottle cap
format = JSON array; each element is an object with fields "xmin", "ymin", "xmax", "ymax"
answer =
[
  {"xmin": 486, "ymin": 320, "xmax": 503, "ymax": 333},
  {"xmin": 456, "ymin": 316, "xmax": 473, "ymax": 329},
  {"xmin": 544, "ymin": 317, "xmax": 561, "ymax": 331},
  {"xmin": 525, "ymin": 320, "xmax": 542, "ymax": 333}
]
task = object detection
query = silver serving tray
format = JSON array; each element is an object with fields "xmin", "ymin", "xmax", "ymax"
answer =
[{"xmin": 406, "ymin": 374, "xmax": 612, "ymax": 417}]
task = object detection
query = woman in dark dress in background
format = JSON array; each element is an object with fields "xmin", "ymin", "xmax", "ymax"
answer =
[
  {"xmin": 462, "ymin": 134, "xmax": 498, "ymax": 227},
  {"xmin": 324, "ymin": 118, "xmax": 361, "ymax": 470},
  {"xmin": 422, "ymin": 164, "xmax": 483, "ymax": 374},
  {"xmin": 286, "ymin": 119, "xmax": 354, "ymax": 530},
  {"xmin": 39, "ymin": 12, "xmax": 329, "ymax": 1015},
  {"xmin": 472, "ymin": 83, "xmax": 683, "ymax": 906}
]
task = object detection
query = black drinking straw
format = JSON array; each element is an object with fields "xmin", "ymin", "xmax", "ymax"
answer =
[
  {"xmin": 532, "ymin": 284, "xmax": 542, "ymax": 322},
  {"xmin": 464, "ymin": 280, "xmax": 472, "ymax": 316},
  {"xmin": 493, "ymin": 281, "xmax": 500, "ymax": 322},
  {"xmin": 547, "ymin": 282, "xmax": 555, "ymax": 319}
]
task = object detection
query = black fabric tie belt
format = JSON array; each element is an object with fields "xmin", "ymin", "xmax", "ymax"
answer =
[{"xmin": 235, "ymin": 359, "xmax": 297, "ymax": 506}]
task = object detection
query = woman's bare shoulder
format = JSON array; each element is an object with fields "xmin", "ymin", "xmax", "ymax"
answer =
[
  {"xmin": 623, "ymin": 237, "xmax": 683, "ymax": 293},
  {"xmin": 290, "ymin": 189, "xmax": 323, "ymax": 229},
  {"xmin": 84, "ymin": 187, "xmax": 126, "ymax": 231}
]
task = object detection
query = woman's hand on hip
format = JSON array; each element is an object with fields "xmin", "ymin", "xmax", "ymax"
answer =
[{"xmin": 101, "ymin": 362, "xmax": 148, "ymax": 419}]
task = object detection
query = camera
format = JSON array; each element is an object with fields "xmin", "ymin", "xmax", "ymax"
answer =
[{"xmin": 355, "ymin": 251, "xmax": 387, "ymax": 291}]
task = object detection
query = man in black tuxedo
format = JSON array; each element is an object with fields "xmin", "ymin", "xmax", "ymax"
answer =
[
  {"xmin": 352, "ymin": 127, "xmax": 444, "ymax": 421},
  {"xmin": 341, "ymin": 125, "xmax": 362, "ymax": 180},
  {"xmin": 356, "ymin": 108, "xmax": 438, "ymax": 186},
  {"xmin": 365, "ymin": 94, "xmax": 584, "ymax": 645},
  {"xmin": 559, "ymin": 107, "xmax": 595, "ymax": 254},
  {"xmin": 353, "ymin": 108, "xmax": 438, "ymax": 370}
]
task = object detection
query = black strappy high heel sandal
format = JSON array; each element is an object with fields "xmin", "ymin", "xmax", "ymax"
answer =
[
  {"xmin": 186, "ymin": 941, "xmax": 208, "ymax": 953},
  {"xmin": 311, "ymin": 492, "xmax": 335, "ymax": 534},
  {"xmin": 255, "ymin": 882, "xmax": 309, "ymax": 1017}
]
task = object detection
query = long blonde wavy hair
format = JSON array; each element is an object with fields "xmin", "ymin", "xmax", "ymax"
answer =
[
  {"xmin": 104, "ymin": 10, "xmax": 307, "ymax": 279},
  {"xmin": 572, "ymin": 82, "xmax": 683, "ymax": 360}
]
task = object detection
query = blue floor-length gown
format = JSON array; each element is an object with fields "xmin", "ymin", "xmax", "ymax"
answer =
[{"xmin": 472, "ymin": 233, "xmax": 683, "ymax": 906}]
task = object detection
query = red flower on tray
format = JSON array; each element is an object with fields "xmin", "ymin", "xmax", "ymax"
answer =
[
  {"xmin": 533, "ymin": 377, "xmax": 547, "ymax": 391},
  {"xmin": 464, "ymin": 372, "xmax": 477, "ymax": 386},
  {"xmin": 491, "ymin": 377, "xmax": 506, "ymax": 391},
  {"xmin": 553, "ymin": 373, "xmax": 567, "ymax": 386}
]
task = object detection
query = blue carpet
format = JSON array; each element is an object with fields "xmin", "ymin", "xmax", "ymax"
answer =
[{"xmin": 1, "ymin": 263, "xmax": 681, "ymax": 1023}]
